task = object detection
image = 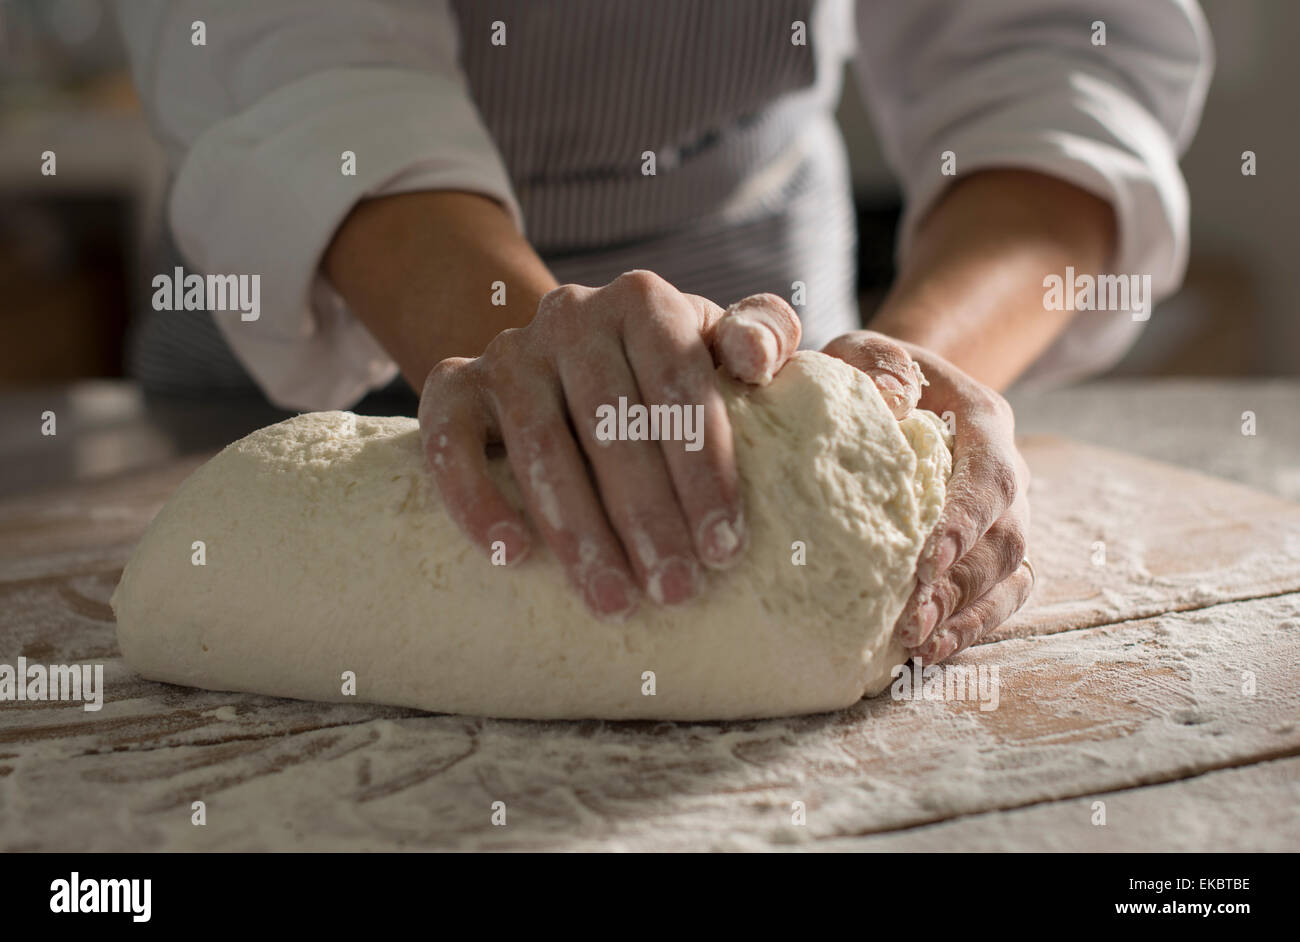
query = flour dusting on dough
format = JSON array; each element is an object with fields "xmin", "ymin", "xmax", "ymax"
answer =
[{"xmin": 112, "ymin": 351, "xmax": 951, "ymax": 721}]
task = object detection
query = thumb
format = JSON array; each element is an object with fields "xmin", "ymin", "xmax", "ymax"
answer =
[
  {"xmin": 822, "ymin": 331, "xmax": 923, "ymax": 419},
  {"xmin": 692, "ymin": 292, "xmax": 803, "ymax": 386}
]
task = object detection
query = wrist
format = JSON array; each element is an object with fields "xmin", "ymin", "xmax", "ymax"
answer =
[
  {"xmin": 864, "ymin": 170, "xmax": 1116, "ymax": 390},
  {"xmin": 325, "ymin": 190, "xmax": 558, "ymax": 389}
]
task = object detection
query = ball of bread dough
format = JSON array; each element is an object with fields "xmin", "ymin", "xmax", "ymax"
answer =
[{"xmin": 112, "ymin": 351, "xmax": 950, "ymax": 720}]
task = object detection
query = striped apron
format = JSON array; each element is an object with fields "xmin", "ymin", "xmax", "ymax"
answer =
[{"xmin": 128, "ymin": 0, "xmax": 859, "ymax": 399}]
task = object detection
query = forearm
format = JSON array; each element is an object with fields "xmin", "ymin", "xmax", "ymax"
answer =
[
  {"xmin": 323, "ymin": 190, "xmax": 559, "ymax": 390},
  {"xmin": 869, "ymin": 170, "xmax": 1117, "ymax": 391}
]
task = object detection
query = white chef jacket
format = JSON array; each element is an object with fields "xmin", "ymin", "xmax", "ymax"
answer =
[{"xmin": 114, "ymin": 0, "xmax": 1212, "ymax": 410}]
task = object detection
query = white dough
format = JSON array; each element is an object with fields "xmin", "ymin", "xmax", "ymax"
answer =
[{"xmin": 112, "ymin": 351, "xmax": 951, "ymax": 720}]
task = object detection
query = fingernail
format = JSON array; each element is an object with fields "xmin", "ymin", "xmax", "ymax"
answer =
[
  {"xmin": 918, "ymin": 535, "xmax": 959, "ymax": 583},
  {"xmin": 873, "ymin": 373, "xmax": 904, "ymax": 405},
  {"xmin": 915, "ymin": 629, "xmax": 952, "ymax": 663},
  {"xmin": 876, "ymin": 371, "xmax": 921, "ymax": 417},
  {"xmin": 648, "ymin": 556, "xmax": 697, "ymax": 606},
  {"xmin": 915, "ymin": 600, "xmax": 941, "ymax": 642},
  {"xmin": 699, "ymin": 509, "xmax": 745, "ymax": 569},
  {"xmin": 721, "ymin": 316, "xmax": 778, "ymax": 386},
  {"xmin": 587, "ymin": 568, "xmax": 638, "ymax": 619},
  {"xmin": 898, "ymin": 594, "xmax": 928, "ymax": 645},
  {"xmin": 486, "ymin": 521, "xmax": 530, "ymax": 566}
]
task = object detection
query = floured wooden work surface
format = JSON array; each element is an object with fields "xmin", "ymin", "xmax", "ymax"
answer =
[{"xmin": 1, "ymin": 436, "xmax": 1297, "ymax": 851}]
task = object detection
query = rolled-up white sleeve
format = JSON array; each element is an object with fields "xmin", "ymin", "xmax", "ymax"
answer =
[
  {"xmin": 853, "ymin": 0, "xmax": 1213, "ymax": 387},
  {"xmin": 114, "ymin": 0, "xmax": 522, "ymax": 409}
]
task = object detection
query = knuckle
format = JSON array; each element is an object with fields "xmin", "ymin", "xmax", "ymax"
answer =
[
  {"xmin": 419, "ymin": 358, "xmax": 473, "ymax": 431},
  {"xmin": 981, "ymin": 454, "xmax": 1019, "ymax": 506},
  {"xmin": 989, "ymin": 521, "xmax": 1028, "ymax": 576},
  {"xmin": 531, "ymin": 294, "xmax": 575, "ymax": 339},
  {"xmin": 423, "ymin": 356, "xmax": 468, "ymax": 392},
  {"xmin": 537, "ymin": 283, "xmax": 585, "ymax": 319},
  {"xmin": 483, "ymin": 328, "xmax": 522, "ymax": 369},
  {"xmin": 933, "ymin": 576, "xmax": 965, "ymax": 621},
  {"xmin": 978, "ymin": 388, "xmax": 1015, "ymax": 425},
  {"xmin": 537, "ymin": 285, "xmax": 600, "ymax": 342},
  {"xmin": 484, "ymin": 326, "xmax": 527, "ymax": 361},
  {"xmin": 612, "ymin": 269, "xmax": 667, "ymax": 300},
  {"xmin": 1003, "ymin": 526, "xmax": 1029, "ymax": 571},
  {"xmin": 940, "ymin": 503, "xmax": 979, "ymax": 551}
]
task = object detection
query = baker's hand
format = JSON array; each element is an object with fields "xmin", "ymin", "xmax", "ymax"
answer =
[
  {"xmin": 419, "ymin": 271, "xmax": 802, "ymax": 619},
  {"xmin": 823, "ymin": 331, "xmax": 1032, "ymax": 662}
]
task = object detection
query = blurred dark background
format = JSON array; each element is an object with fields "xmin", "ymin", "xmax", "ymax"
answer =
[{"xmin": 0, "ymin": 0, "xmax": 1296, "ymax": 493}]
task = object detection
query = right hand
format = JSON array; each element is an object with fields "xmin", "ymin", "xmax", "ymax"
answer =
[{"xmin": 418, "ymin": 271, "xmax": 803, "ymax": 619}]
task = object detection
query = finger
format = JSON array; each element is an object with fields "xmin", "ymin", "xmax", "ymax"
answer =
[
  {"xmin": 897, "ymin": 490, "xmax": 1029, "ymax": 646},
  {"xmin": 709, "ymin": 293, "xmax": 802, "ymax": 386},
  {"xmin": 557, "ymin": 336, "xmax": 699, "ymax": 606},
  {"xmin": 822, "ymin": 331, "xmax": 923, "ymax": 419},
  {"xmin": 909, "ymin": 562, "xmax": 1034, "ymax": 663},
  {"xmin": 419, "ymin": 359, "xmax": 532, "ymax": 565},
  {"xmin": 619, "ymin": 274, "xmax": 747, "ymax": 570},
  {"xmin": 488, "ymin": 370, "xmax": 640, "ymax": 619},
  {"xmin": 916, "ymin": 405, "xmax": 1023, "ymax": 586}
]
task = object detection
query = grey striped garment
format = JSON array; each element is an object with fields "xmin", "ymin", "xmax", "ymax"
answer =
[{"xmin": 129, "ymin": 0, "xmax": 858, "ymax": 399}]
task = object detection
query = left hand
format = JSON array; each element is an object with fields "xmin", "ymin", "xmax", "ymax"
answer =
[{"xmin": 823, "ymin": 331, "xmax": 1033, "ymax": 663}]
